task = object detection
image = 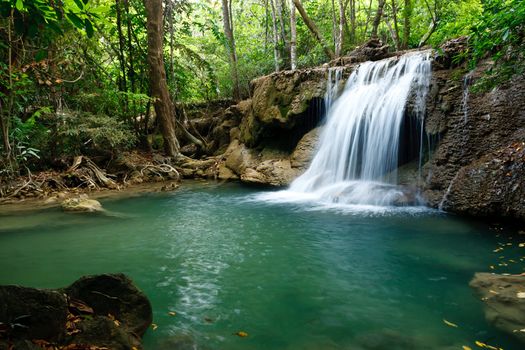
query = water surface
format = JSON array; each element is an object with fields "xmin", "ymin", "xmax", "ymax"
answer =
[{"xmin": 0, "ymin": 182, "xmax": 522, "ymax": 350}]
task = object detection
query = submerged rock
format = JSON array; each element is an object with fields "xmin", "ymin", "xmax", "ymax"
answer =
[
  {"xmin": 0, "ymin": 274, "xmax": 152, "ymax": 350},
  {"xmin": 61, "ymin": 196, "xmax": 103, "ymax": 213},
  {"xmin": 470, "ymin": 272, "xmax": 525, "ymax": 344}
]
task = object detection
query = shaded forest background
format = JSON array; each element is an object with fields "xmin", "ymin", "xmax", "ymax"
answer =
[{"xmin": 0, "ymin": 0, "xmax": 523, "ymax": 177}]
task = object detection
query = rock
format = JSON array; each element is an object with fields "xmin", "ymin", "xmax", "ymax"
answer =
[
  {"xmin": 0, "ymin": 274, "xmax": 151, "ymax": 350},
  {"xmin": 434, "ymin": 36, "xmax": 469, "ymax": 69},
  {"xmin": 61, "ymin": 197, "xmax": 103, "ymax": 212},
  {"xmin": 0, "ymin": 286, "xmax": 68, "ymax": 341},
  {"xmin": 470, "ymin": 272, "xmax": 525, "ymax": 344},
  {"xmin": 217, "ymin": 164, "xmax": 238, "ymax": 180},
  {"xmin": 291, "ymin": 127, "xmax": 321, "ymax": 169},
  {"xmin": 64, "ymin": 273, "xmax": 153, "ymax": 336},
  {"xmin": 437, "ymin": 142, "xmax": 525, "ymax": 220},
  {"xmin": 224, "ymin": 140, "xmax": 256, "ymax": 174}
]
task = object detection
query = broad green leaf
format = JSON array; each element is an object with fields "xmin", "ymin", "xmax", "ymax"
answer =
[
  {"xmin": 73, "ymin": 0, "xmax": 84, "ymax": 10},
  {"xmin": 15, "ymin": 0, "xmax": 23, "ymax": 11},
  {"xmin": 85, "ymin": 18, "xmax": 94, "ymax": 38},
  {"xmin": 66, "ymin": 12, "xmax": 84, "ymax": 30}
]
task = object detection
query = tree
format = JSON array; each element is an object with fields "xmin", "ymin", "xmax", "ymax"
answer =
[
  {"xmin": 143, "ymin": 0, "xmax": 180, "ymax": 157},
  {"xmin": 221, "ymin": 0, "xmax": 241, "ymax": 100},
  {"xmin": 290, "ymin": 0, "xmax": 297, "ymax": 69},
  {"xmin": 402, "ymin": 0, "xmax": 412, "ymax": 48},
  {"xmin": 270, "ymin": 0, "xmax": 281, "ymax": 71},
  {"xmin": 371, "ymin": 0, "xmax": 386, "ymax": 38},
  {"xmin": 292, "ymin": 0, "xmax": 335, "ymax": 60}
]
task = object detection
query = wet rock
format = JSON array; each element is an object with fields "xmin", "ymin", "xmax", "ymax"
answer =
[
  {"xmin": 0, "ymin": 274, "xmax": 152, "ymax": 349},
  {"xmin": 64, "ymin": 273, "xmax": 153, "ymax": 336},
  {"xmin": 470, "ymin": 272, "xmax": 525, "ymax": 344},
  {"xmin": 61, "ymin": 196, "xmax": 103, "ymax": 212},
  {"xmin": 290, "ymin": 127, "xmax": 321, "ymax": 170},
  {"xmin": 434, "ymin": 36, "xmax": 469, "ymax": 69},
  {"xmin": 438, "ymin": 142, "xmax": 525, "ymax": 220},
  {"xmin": 0, "ymin": 286, "xmax": 68, "ymax": 341}
]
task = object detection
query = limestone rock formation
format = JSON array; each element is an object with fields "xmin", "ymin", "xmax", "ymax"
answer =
[{"xmin": 61, "ymin": 196, "xmax": 103, "ymax": 212}]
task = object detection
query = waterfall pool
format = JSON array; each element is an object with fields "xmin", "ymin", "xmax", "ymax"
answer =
[{"xmin": 0, "ymin": 182, "xmax": 522, "ymax": 349}]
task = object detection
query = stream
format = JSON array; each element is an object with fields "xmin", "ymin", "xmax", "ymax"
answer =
[{"xmin": 0, "ymin": 181, "xmax": 522, "ymax": 349}]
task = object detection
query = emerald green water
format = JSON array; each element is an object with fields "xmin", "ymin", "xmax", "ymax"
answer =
[{"xmin": 0, "ymin": 182, "xmax": 523, "ymax": 349}]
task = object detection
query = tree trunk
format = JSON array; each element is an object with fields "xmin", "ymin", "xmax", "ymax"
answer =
[
  {"xmin": 371, "ymin": 0, "xmax": 386, "ymax": 38},
  {"xmin": 289, "ymin": 0, "xmax": 297, "ymax": 69},
  {"xmin": 349, "ymin": 0, "xmax": 356, "ymax": 43},
  {"xmin": 144, "ymin": 0, "xmax": 180, "ymax": 158},
  {"xmin": 0, "ymin": 107, "xmax": 10, "ymax": 160},
  {"xmin": 221, "ymin": 0, "xmax": 241, "ymax": 100},
  {"xmin": 390, "ymin": 0, "xmax": 401, "ymax": 50},
  {"xmin": 336, "ymin": 0, "xmax": 345, "ymax": 56},
  {"xmin": 331, "ymin": 0, "xmax": 337, "ymax": 52},
  {"xmin": 124, "ymin": 0, "xmax": 136, "ymax": 94},
  {"xmin": 402, "ymin": 0, "xmax": 412, "ymax": 49},
  {"xmin": 115, "ymin": 0, "xmax": 128, "ymax": 94},
  {"xmin": 276, "ymin": 0, "xmax": 288, "ymax": 56},
  {"xmin": 292, "ymin": 0, "xmax": 335, "ymax": 60},
  {"xmin": 270, "ymin": 0, "xmax": 281, "ymax": 71}
]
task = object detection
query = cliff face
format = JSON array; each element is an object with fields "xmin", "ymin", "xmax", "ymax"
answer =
[
  {"xmin": 424, "ymin": 62, "xmax": 525, "ymax": 219},
  {"xmin": 196, "ymin": 39, "xmax": 524, "ymax": 221}
]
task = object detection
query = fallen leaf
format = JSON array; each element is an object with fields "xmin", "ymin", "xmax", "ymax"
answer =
[
  {"xmin": 151, "ymin": 323, "xmax": 158, "ymax": 331},
  {"xmin": 234, "ymin": 331, "xmax": 248, "ymax": 337},
  {"xmin": 168, "ymin": 311, "xmax": 177, "ymax": 316},
  {"xmin": 463, "ymin": 346, "xmax": 472, "ymax": 350},
  {"xmin": 443, "ymin": 319, "xmax": 458, "ymax": 328}
]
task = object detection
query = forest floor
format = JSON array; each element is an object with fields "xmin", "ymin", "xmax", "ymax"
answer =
[{"xmin": 0, "ymin": 151, "xmax": 205, "ymax": 212}]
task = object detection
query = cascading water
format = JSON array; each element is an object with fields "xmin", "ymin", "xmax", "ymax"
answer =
[
  {"xmin": 265, "ymin": 52, "xmax": 432, "ymax": 208},
  {"xmin": 325, "ymin": 67, "xmax": 344, "ymax": 108},
  {"xmin": 462, "ymin": 71, "xmax": 473, "ymax": 123}
]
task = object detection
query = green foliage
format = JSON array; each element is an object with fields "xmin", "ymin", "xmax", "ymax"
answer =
[
  {"xmin": 55, "ymin": 111, "xmax": 137, "ymax": 157},
  {"xmin": 468, "ymin": 0, "xmax": 525, "ymax": 91},
  {"xmin": 470, "ymin": 0, "xmax": 525, "ymax": 64}
]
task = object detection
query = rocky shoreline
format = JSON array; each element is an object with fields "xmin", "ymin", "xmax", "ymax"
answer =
[{"xmin": 1, "ymin": 37, "xmax": 523, "ymax": 222}]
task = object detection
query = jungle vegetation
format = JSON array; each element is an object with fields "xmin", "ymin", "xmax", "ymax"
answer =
[{"xmin": 0, "ymin": 0, "xmax": 523, "ymax": 175}]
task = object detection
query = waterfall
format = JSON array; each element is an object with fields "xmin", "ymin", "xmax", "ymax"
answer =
[
  {"xmin": 462, "ymin": 71, "xmax": 473, "ymax": 123},
  {"xmin": 288, "ymin": 52, "xmax": 432, "ymax": 207},
  {"xmin": 325, "ymin": 67, "xmax": 344, "ymax": 108}
]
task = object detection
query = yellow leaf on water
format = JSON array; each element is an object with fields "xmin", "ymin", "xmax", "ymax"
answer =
[
  {"xmin": 235, "ymin": 331, "xmax": 248, "ymax": 337},
  {"xmin": 475, "ymin": 340, "xmax": 486, "ymax": 348},
  {"xmin": 443, "ymin": 319, "xmax": 458, "ymax": 328},
  {"xmin": 463, "ymin": 346, "xmax": 472, "ymax": 350},
  {"xmin": 168, "ymin": 311, "xmax": 177, "ymax": 316},
  {"xmin": 151, "ymin": 323, "xmax": 158, "ymax": 331}
]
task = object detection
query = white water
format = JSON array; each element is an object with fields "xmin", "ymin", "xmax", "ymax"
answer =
[
  {"xmin": 325, "ymin": 67, "xmax": 344, "ymax": 108},
  {"xmin": 462, "ymin": 71, "xmax": 473, "ymax": 123},
  {"xmin": 261, "ymin": 52, "xmax": 432, "ymax": 208}
]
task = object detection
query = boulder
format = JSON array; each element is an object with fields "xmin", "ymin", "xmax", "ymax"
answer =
[
  {"xmin": 437, "ymin": 142, "xmax": 525, "ymax": 220},
  {"xmin": 0, "ymin": 286, "xmax": 67, "ymax": 341},
  {"xmin": 0, "ymin": 274, "xmax": 152, "ymax": 350},
  {"xmin": 64, "ymin": 273, "xmax": 153, "ymax": 336},
  {"xmin": 61, "ymin": 197, "xmax": 103, "ymax": 213},
  {"xmin": 470, "ymin": 272, "xmax": 525, "ymax": 344},
  {"xmin": 290, "ymin": 127, "xmax": 321, "ymax": 169}
]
